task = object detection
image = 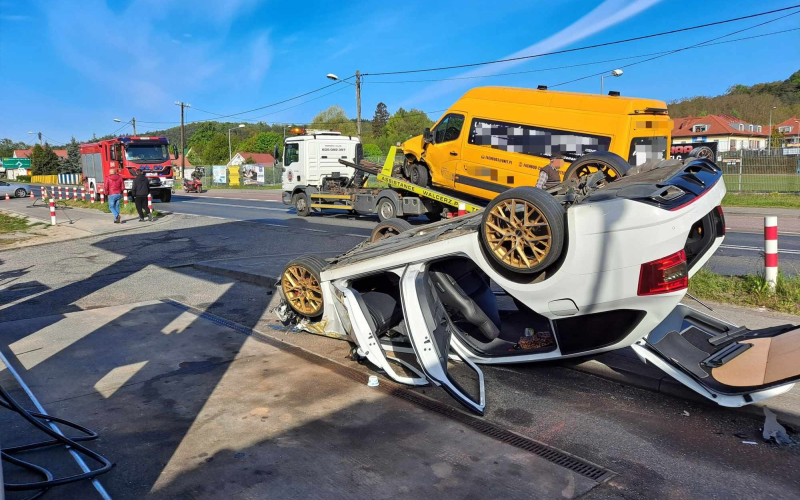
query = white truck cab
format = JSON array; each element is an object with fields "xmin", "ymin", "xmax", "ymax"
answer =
[{"xmin": 281, "ymin": 132, "xmax": 361, "ymax": 211}]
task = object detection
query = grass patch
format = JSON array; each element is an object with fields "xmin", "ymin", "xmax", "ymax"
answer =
[
  {"xmin": 689, "ymin": 269, "xmax": 800, "ymax": 315},
  {"xmin": 59, "ymin": 199, "xmax": 160, "ymax": 217},
  {"xmin": 722, "ymin": 193, "xmax": 800, "ymax": 209},
  {"xmin": 0, "ymin": 212, "xmax": 33, "ymax": 234}
]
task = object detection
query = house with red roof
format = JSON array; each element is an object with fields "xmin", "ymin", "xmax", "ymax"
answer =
[
  {"xmin": 773, "ymin": 116, "xmax": 800, "ymax": 147},
  {"xmin": 228, "ymin": 152, "xmax": 275, "ymax": 166},
  {"xmin": 672, "ymin": 114, "xmax": 769, "ymax": 151}
]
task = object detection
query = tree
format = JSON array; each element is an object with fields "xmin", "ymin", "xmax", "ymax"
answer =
[
  {"xmin": 0, "ymin": 139, "xmax": 29, "ymax": 158},
  {"xmin": 384, "ymin": 108, "xmax": 433, "ymax": 142},
  {"xmin": 237, "ymin": 132, "xmax": 282, "ymax": 156},
  {"xmin": 372, "ymin": 102, "xmax": 390, "ymax": 137},
  {"xmin": 311, "ymin": 105, "xmax": 358, "ymax": 136},
  {"xmin": 201, "ymin": 133, "xmax": 232, "ymax": 165},
  {"xmin": 362, "ymin": 144, "xmax": 383, "ymax": 160},
  {"xmin": 29, "ymin": 144, "xmax": 60, "ymax": 175},
  {"xmin": 188, "ymin": 122, "xmax": 218, "ymax": 151},
  {"xmin": 770, "ymin": 127, "xmax": 786, "ymax": 148},
  {"xmin": 61, "ymin": 137, "xmax": 81, "ymax": 174}
]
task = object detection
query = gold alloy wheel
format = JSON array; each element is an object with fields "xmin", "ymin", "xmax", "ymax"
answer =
[
  {"xmin": 484, "ymin": 198, "xmax": 552, "ymax": 271},
  {"xmin": 282, "ymin": 265, "xmax": 323, "ymax": 316},
  {"xmin": 570, "ymin": 160, "xmax": 620, "ymax": 182},
  {"xmin": 371, "ymin": 226, "xmax": 401, "ymax": 242}
]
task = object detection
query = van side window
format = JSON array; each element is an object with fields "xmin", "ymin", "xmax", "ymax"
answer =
[
  {"xmin": 433, "ymin": 114, "xmax": 465, "ymax": 144},
  {"xmin": 468, "ymin": 118, "xmax": 611, "ymax": 162},
  {"xmin": 285, "ymin": 143, "xmax": 299, "ymax": 166}
]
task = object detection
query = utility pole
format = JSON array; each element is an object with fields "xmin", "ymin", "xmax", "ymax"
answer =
[
  {"xmin": 768, "ymin": 106, "xmax": 776, "ymax": 155},
  {"xmin": 175, "ymin": 101, "xmax": 191, "ymax": 174},
  {"xmin": 131, "ymin": 117, "xmax": 137, "ymax": 136},
  {"xmin": 355, "ymin": 70, "xmax": 362, "ymax": 140}
]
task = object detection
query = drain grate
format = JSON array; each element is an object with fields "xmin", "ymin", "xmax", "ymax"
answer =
[{"xmin": 163, "ymin": 299, "xmax": 614, "ymax": 483}]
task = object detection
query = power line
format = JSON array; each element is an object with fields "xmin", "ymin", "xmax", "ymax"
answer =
[
  {"xmin": 550, "ymin": 9, "xmax": 800, "ymax": 88},
  {"xmin": 364, "ymin": 27, "xmax": 800, "ymax": 84},
  {"xmin": 362, "ymin": 5, "xmax": 800, "ymax": 76}
]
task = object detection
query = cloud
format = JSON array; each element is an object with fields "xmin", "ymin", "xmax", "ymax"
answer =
[
  {"xmin": 248, "ymin": 32, "xmax": 273, "ymax": 83},
  {"xmin": 402, "ymin": 0, "xmax": 664, "ymax": 105}
]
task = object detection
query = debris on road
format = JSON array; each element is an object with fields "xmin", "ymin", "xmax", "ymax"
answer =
[
  {"xmin": 682, "ymin": 410, "xmax": 690, "ymax": 417},
  {"xmin": 762, "ymin": 407, "xmax": 792, "ymax": 445}
]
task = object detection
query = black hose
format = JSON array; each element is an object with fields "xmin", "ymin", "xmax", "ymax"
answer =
[{"xmin": 0, "ymin": 383, "xmax": 114, "ymax": 496}]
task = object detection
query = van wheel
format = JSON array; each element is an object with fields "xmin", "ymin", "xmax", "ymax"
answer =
[
  {"xmin": 376, "ymin": 197, "xmax": 398, "ymax": 222},
  {"xmin": 293, "ymin": 192, "xmax": 311, "ymax": 217},
  {"xmin": 281, "ymin": 255, "xmax": 327, "ymax": 319},
  {"xmin": 563, "ymin": 151, "xmax": 630, "ymax": 184},
  {"xmin": 409, "ymin": 163, "xmax": 429, "ymax": 187},
  {"xmin": 370, "ymin": 218, "xmax": 413, "ymax": 243},
  {"xmin": 480, "ymin": 187, "xmax": 565, "ymax": 275}
]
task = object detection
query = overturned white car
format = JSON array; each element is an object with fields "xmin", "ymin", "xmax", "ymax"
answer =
[{"xmin": 276, "ymin": 154, "xmax": 800, "ymax": 415}]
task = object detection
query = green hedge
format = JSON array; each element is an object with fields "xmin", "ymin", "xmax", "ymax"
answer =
[{"xmin": 15, "ymin": 175, "xmax": 31, "ymax": 182}]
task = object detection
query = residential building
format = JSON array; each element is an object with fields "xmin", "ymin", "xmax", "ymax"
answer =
[
  {"xmin": 773, "ymin": 116, "xmax": 800, "ymax": 147},
  {"xmin": 13, "ymin": 148, "xmax": 69, "ymax": 159},
  {"xmin": 671, "ymin": 114, "xmax": 769, "ymax": 151},
  {"xmin": 228, "ymin": 152, "xmax": 275, "ymax": 166}
]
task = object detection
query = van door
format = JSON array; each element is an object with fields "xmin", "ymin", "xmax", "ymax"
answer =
[
  {"xmin": 633, "ymin": 304, "xmax": 800, "ymax": 406},
  {"xmin": 400, "ymin": 263, "xmax": 486, "ymax": 415},
  {"xmin": 423, "ymin": 113, "xmax": 466, "ymax": 188}
]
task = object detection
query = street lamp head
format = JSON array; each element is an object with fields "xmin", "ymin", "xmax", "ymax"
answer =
[
  {"xmin": 611, "ymin": 69, "xmax": 623, "ymax": 77},
  {"xmin": 113, "ymin": 118, "xmax": 121, "ymax": 122},
  {"xmin": 326, "ymin": 73, "xmax": 339, "ymax": 81},
  {"xmin": 238, "ymin": 124, "xmax": 246, "ymax": 128},
  {"xmin": 27, "ymin": 131, "xmax": 34, "ymax": 134}
]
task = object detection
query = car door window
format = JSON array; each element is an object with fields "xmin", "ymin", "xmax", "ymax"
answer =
[{"xmin": 433, "ymin": 114, "xmax": 465, "ymax": 144}]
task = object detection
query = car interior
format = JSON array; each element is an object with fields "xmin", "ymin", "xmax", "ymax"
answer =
[{"xmin": 347, "ymin": 257, "xmax": 558, "ymax": 358}]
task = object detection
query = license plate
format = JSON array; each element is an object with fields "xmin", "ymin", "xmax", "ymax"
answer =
[{"xmin": 146, "ymin": 173, "xmax": 157, "ymax": 177}]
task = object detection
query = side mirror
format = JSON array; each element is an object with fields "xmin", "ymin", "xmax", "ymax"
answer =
[
  {"xmin": 172, "ymin": 145, "xmax": 179, "ymax": 160},
  {"xmin": 273, "ymin": 145, "xmax": 280, "ymax": 163},
  {"xmin": 423, "ymin": 127, "xmax": 433, "ymax": 144}
]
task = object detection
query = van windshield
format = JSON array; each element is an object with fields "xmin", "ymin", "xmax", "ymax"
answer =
[
  {"xmin": 628, "ymin": 137, "xmax": 667, "ymax": 166},
  {"xmin": 125, "ymin": 144, "xmax": 169, "ymax": 163}
]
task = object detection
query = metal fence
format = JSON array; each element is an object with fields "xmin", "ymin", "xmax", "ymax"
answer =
[
  {"xmin": 718, "ymin": 151, "xmax": 800, "ymax": 193},
  {"xmin": 177, "ymin": 164, "xmax": 284, "ymax": 189}
]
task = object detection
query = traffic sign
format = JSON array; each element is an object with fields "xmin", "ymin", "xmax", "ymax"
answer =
[{"xmin": 1, "ymin": 158, "xmax": 31, "ymax": 170}]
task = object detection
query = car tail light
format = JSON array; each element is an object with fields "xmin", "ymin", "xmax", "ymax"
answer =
[
  {"xmin": 638, "ymin": 250, "xmax": 689, "ymax": 296},
  {"xmin": 715, "ymin": 205, "xmax": 725, "ymax": 236}
]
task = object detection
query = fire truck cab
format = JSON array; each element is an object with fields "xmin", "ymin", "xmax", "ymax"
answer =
[{"xmin": 80, "ymin": 136, "xmax": 178, "ymax": 202}]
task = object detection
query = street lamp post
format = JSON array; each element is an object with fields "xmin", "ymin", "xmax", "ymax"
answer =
[
  {"xmin": 228, "ymin": 124, "xmax": 246, "ymax": 162},
  {"xmin": 326, "ymin": 72, "xmax": 361, "ymax": 140},
  {"xmin": 113, "ymin": 117, "xmax": 136, "ymax": 135},
  {"xmin": 27, "ymin": 131, "xmax": 42, "ymax": 145},
  {"xmin": 600, "ymin": 69, "xmax": 623, "ymax": 95},
  {"xmin": 768, "ymin": 106, "xmax": 777, "ymax": 155}
]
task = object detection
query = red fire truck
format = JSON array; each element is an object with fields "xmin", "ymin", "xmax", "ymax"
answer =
[{"xmin": 80, "ymin": 136, "xmax": 178, "ymax": 202}]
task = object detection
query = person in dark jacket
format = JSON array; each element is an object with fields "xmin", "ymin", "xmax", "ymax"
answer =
[{"xmin": 131, "ymin": 170, "xmax": 152, "ymax": 222}]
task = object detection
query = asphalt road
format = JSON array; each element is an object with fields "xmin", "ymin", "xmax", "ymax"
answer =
[
  {"xmin": 1, "ymin": 211, "xmax": 798, "ymax": 499},
  {"xmin": 164, "ymin": 193, "xmax": 800, "ymax": 276}
]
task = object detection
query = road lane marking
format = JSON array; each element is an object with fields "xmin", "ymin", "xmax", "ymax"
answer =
[
  {"xmin": 726, "ymin": 229, "xmax": 800, "ymax": 237},
  {"xmin": 176, "ymin": 200, "xmax": 287, "ymax": 211},
  {"xmin": 719, "ymin": 244, "xmax": 800, "ymax": 255}
]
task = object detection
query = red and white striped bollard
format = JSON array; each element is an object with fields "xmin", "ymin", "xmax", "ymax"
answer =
[
  {"xmin": 147, "ymin": 193, "xmax": 153, "ymax": 212},
  {"xmin": 123, "ymin": 190, "xmax": 129, "ymax": 208},
  {"xmin": 100, "ymin": 189, "xmax": 105, "ymax": 204},
  {"xmin": 765, "ymin": 216, "xmax": 778, "ymax": 292},
  {"xmin": 41, "ymin": 187, "xmax": 46, "ymax": 201},
  {"xmin": 457, "ymin": 202, "xmax": 466, "ymax": 217},
  {"xmin": 90, "ymin": 189, "xmax": 95, "ymax": 204},
  {"xmin": 49, "ymin": 198, "xmax": 56, "ymax": 225},
  {"xmin": 81, "ymin": 187, "xmax": 86, "ymax": 201}
]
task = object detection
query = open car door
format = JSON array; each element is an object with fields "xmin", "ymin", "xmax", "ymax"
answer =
[
  {"xmin": 400, "ymin": 263, "xmax": 486, "ymax": 415},
  {"xmin": 634, "ymin": 304, "xmax": 800, "ymax": 406}
]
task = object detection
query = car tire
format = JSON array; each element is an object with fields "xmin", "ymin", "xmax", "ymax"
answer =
[
  {"xmin": 281, "ymin": 254, "xmax": 328, "ymax": 319},
  {"xmin": 563, "ymin": 151, "xmax": 630, "ymax": 184},
  {"xmin": 160, "ymin": 190, "xmax": 172, "ymax": 203},
  {"xmin": 376, "ymin": 197, "xmax": 398, "ymax": 222},
  {"xmin": 688, "ymin": 146, "xmax": 714, "ymax": 160},
  {"xmin": 14, "ymin": 188, "xmax": 26, "ymax": 198},
  {"xmin": 409, "ymin": 163, "xmax": 429, "ymax": 187},
  {"xmin": 480, "ymin": 186, "xmax": 565, "ymax": 275},
  {"xmin": 293, "ymin": 192, "xmax": 311, "ymax": 217},
  {"xmin": 426, "ymin": 211, "xmax": 443, "ymax": 222},
  {"xmin": 370, "ymin": 218, "xmax": 413, "ymax": 243}
]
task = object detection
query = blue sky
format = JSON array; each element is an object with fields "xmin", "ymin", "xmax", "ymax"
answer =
[{"xmin": 1, "ymin": 0, "xmax": 798, "ymax": 145}]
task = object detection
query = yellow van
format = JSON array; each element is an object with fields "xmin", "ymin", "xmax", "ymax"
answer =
[{"xmin": 401, "ymin": 86, "xmax": 672, "ymax": 201}]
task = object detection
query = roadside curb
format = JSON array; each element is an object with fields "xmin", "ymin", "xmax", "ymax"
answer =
[
  {"xmin": 0, "ymin": 206, "xmax": 174, "ymax": 252},
  {"xmin": 723, "ymin": 206, "xmax": 800, "ymax": 219}
]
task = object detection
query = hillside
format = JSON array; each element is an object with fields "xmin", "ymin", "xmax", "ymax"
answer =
[{"xmin": 667, "ymin": 69, "xmax": 800, "ymax": 124}]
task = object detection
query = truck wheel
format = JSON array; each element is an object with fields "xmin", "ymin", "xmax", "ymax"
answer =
[
  {"xmin": 376, "ymin": 197, "xmax": 398, "ymax": 222},
  {"xmin": 370, "ymin": 218, "xmax": 413, "ymax": 243},
  {"xmin": 281, "ymin": 255, "xmax": 327, "ymax": 319},
  {"xmin": 293, "ymin": 192, "xmax": 311, "ymax": 217},
  {"xmin": 563, "ymin": 151, "xmax": 630, "ymax": 184},
  {"xmin": 160, "ymin": 190, "xmax": 172, "ymax": 203},
  {"xmin": 480, "ymin": 186, "xmax": 565, "ymax": 275},
  {"xmin": 409, "ymin": 163, "xmax": 429, "ymax": 187}
]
